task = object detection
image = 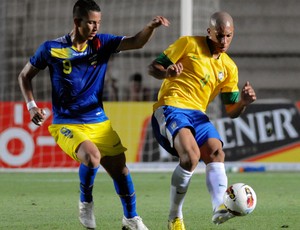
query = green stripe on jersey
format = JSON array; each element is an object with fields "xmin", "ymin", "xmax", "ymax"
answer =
[
  {"xmin": 221, "ymin": 92, "xmax": 240, "ymax": 104},
  {"xmin": 155, "ymin": 53, "xmax": 173, "ymax": 68}
]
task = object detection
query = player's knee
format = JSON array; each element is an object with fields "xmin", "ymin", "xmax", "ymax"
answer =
[
  {"xmin": 179, "ymin": 149, "xmax": 200, "ymax": 171},
  {"xmin": 76, "ymin": 141, "xmax": 101, "ymax": 167},
  {"xmin": 211, "ymin": 148, "xmax": 225, "ymax": 162},
  {"xmin": 90, "ymin": 151, "xmax": 101, "ymax": 166},
  {"xmin": 82, "ymin": 150, "xmax": 101, "ymax": 167}
]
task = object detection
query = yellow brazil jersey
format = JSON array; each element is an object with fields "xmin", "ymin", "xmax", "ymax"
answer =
[{"xmin": 153, "ymin": 36, "xmax": 239, "ymax": 113}]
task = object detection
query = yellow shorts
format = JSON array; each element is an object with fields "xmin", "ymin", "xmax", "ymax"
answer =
[{"xmin": 48, "ymin": 120, "xmax": 127, "ymax": 161}]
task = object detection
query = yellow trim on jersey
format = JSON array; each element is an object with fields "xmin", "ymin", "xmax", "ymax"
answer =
[
  {"xmin": 51, "ymin": 47, "xmax": 72, "ymax": 59},
  {"xmin": 48, "ymin": 120, "xmax": 127, "ymax": 161},
  {"xmin": 154, "ymin": 36, "xmax": 239, "ymax": 112},
  {"xmin": 51, "ymin": 44, "xmax": 88, "ymax": 59},
  {"xmin": 72, "ymin": 44, "xmax": 88, "ymax": 52}
]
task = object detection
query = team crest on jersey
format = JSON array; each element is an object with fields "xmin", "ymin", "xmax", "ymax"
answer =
[
  {"xmin": 218, "ymin": 72, "xmax": 224, "ymax": 81},
  {"xmin": 89, "ymin": 37, "xmax": 101, "ymax": 67},
  {"xmin": 89, "ymin": 54, "xmax": 98, "ymax": 66},
  {"xmin": 92, "ymin": 37, "xmax": 101, "ymax": 51}
]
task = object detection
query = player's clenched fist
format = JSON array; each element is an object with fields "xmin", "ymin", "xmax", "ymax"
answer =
[
  {"xmin": 29, "ymin": 107, "xmax": 46, "ymax": 126},
  {"xmin": 241, "ymin": 81, "xmax": 256, "ymax": 105}
]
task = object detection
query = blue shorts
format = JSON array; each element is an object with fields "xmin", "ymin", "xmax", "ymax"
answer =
[{"xmin": 151, "ymin": 106, "xmax": 222, "ymax": 157}]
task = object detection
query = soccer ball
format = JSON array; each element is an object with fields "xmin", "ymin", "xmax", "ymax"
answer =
[{"xmin": 223, "ymin": 183, "xmax": 257, "ymax": 216}]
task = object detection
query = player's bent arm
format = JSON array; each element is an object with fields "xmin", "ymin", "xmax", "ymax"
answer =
[
  {"xmin": 148, "ymin": 61, "xmax": 183, "ymax": 80},
  {"xmin": 18, "ymin": 62, "xmax": 46, "ymax": 126},
  {"xmin": 148, "ymin": 61, "xmax": 168, "ymax": 80},
  {"xmin": 224, "ymin": 101, "xmax": 247, "ymax": 119},
  {"xmin": 117, "ymin": 16, "xmax": 169, "ymax": 51},
  {"xmin": 18, "ymin": 62, "xmax": 40, "ymax": 103},
  {"xmin": 224, "ymin": 81, "xmax": 256, "ymax": 118}
]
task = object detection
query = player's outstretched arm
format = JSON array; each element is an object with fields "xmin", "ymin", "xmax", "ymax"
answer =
[
  {"xmin": 117, "ymin": 16, "xmax": 169, "ymax": 51},
  {"xmin": 225, "ymin": 81, "xmax": 256, "ymax": 118},
  {"xmin": 18, "ymin": 62, "xmax": 46, "ymax": 126}
]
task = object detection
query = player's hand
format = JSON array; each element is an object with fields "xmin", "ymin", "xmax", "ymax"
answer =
[
  {"xmin": 166, "ymin": 63, "xmax": 183, "ymax": 77},
  {"xmin": 148, "ymin": 16, "xmax": 170, "ymax": 29},
  {"xmin": 29, "ymin": 107, "xmax": 46, "ymax": 126},
  {"xmin": 241, "ymin": 81, "xmax": 256, "ymax": 105}
]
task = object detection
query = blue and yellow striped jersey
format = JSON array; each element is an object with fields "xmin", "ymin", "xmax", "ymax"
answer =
[
  {"xmin": 153, "ymin": 36, "xmax": 239, "ymax": 113},
  {"xmin": 30, "ymin": 34, "xmax": 123, "ymax": 124}
]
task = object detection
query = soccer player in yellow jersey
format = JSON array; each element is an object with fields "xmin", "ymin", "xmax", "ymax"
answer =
[{"xmin": 149, "ymin": 11, "xmax": 256, "ymax": 229}]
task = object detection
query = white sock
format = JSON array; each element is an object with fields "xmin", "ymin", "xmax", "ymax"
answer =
[
  {"xmin": 206, "ymin": 162, "xmax": 228, "ymax": 212},
  {"xmin": 169, "ymin": 165, "xmax": 193, "ymax": 220}
]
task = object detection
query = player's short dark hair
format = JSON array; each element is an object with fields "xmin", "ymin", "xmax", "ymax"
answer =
[{"xmin": 73, "ymin": 0, "xmax": 101, "ymax": 19}]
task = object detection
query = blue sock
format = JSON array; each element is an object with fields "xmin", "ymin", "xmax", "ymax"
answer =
[
  {"xmin": 79, "ymin": 164, "xmax": 99, "ymax": 203},
  {"xmin": 113, "ymin": 173, "xmax": 137, "ymax": 218}
]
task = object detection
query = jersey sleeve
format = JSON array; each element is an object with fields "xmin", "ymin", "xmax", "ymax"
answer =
[
  {"xmin": 156, "ymin": 36, "xmax": 189, "ymax": 68},
  {"xmin": 30, "ymin": 42, "xmax": 50, "ymax": 70},
  {"xmin": 220, "ymin": 60, "xmax": 240, "ymax": 104},
  {"xmin": 155, "ymin": 53, "xmax": 173, "ymax": 68},
  {"xmin": 98, "ymin": 34, "xmax": 124, "ymax": 54}
]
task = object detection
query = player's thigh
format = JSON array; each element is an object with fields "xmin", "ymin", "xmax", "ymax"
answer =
[
  {"xmin": 200, "ymin": 138, "xmax": 225, "ymax": 164},
  {"xmin": 48, "ymin": 124, "xmax": 88, "ymax": 161},
  {"xmin": 89, "ymin": 121, "xmax": 127, "ymax": 157},
  {"xmin": 76, "ymin": 140, "xmax": 101, "ymax": 164},
  {"xmin": 174, "ymin": 128, "xmax": 200, "ymax": 161},
  {"xmin": 152, "ymin": 106, "xmax": 197, "ymax": 157}
]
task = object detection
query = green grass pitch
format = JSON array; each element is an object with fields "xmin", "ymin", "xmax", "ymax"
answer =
[{"xmin": 1, "ymin": 171, "xmax": 300, "ymax": 229}]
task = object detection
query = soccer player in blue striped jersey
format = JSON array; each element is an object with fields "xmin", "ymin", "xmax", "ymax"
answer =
[
  {"xmin": 149, "ymin": 11, "xmax": 256, "ymax": 229},
  {"xmin": 18, "ymin": 0, "xmax": 169, "ymax": 229}
]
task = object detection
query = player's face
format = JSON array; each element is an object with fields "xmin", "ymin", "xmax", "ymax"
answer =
[
  {"xmin": 78, "ymin": 11, "xmax": 101, "ymax": 40},
  {"xmin": 208, "ymin": 25, "xmax": 234, "ymax": 54}
]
